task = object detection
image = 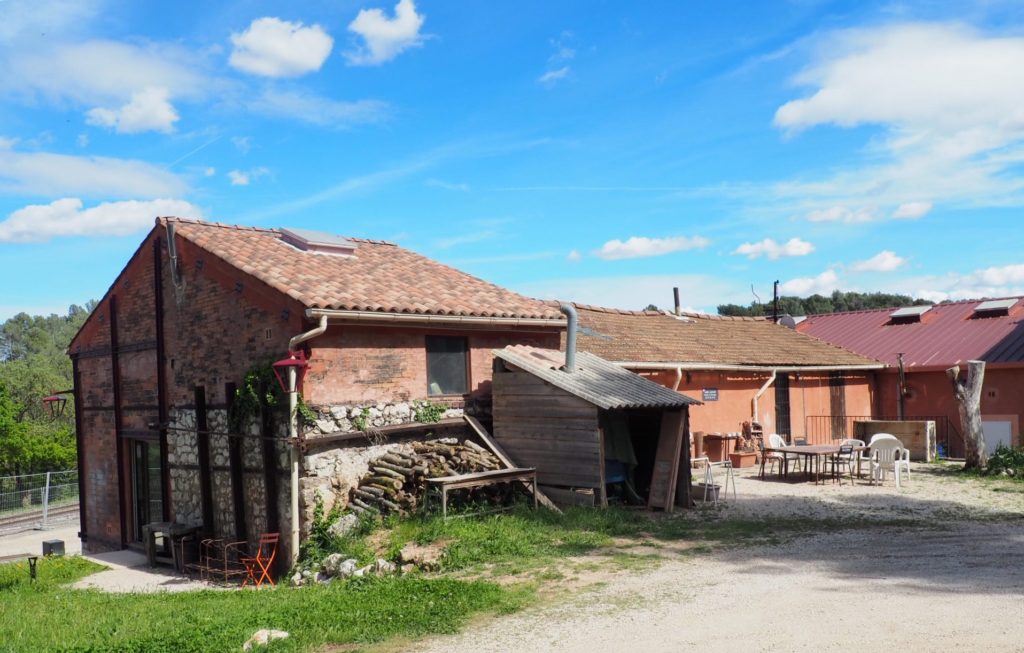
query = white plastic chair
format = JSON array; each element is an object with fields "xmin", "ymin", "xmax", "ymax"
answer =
[
  {"xmin": 869, "ymin": 433, "xmax": 911, "ymax": 479},
  {"xmin": 870, "ymin": 438, "xmax": 911, "ymax": 488},
  {"xmin": 768, "ymin": 433, "xmax": 802, "ymax": 474}
]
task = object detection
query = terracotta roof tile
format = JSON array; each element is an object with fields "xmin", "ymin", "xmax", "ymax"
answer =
[
  {"xmin": 569, "ymin": 304, "xmax": 881, "ymax": 367},
  {"xmin": 162, "ymin": 217, "xmax": 563, "ymax": 321}
]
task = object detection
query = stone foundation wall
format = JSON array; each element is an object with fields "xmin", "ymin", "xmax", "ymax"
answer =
[{"xmin": 299, "ymin": 400, "xmax": 469, "ymax": 534}]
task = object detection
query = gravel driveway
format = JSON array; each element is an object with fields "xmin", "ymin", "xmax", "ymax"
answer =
[{"xmin": 406, "ymin": 465, "xmax": 1024, "ymax": 652}]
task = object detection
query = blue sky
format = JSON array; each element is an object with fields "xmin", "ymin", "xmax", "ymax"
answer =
[{"xmin": 2, "ymin": 0, "xmax": 1024, "ymax": 320}]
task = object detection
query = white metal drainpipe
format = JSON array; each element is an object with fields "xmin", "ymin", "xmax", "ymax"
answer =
[
  {"xmin": 672, "ymin": 367, "xmax": 684, "ymax": 392},
  {"xmin": 752, "ymin": 369, "xmax": 777, "ymax": 425},
  {"xmin": 286, "ymin": 315, "xmax": 328, "ymax": 564}
]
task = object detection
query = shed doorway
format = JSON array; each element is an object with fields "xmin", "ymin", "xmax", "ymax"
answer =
[{"xmin": 600, "ymin": 409, "xmax": 663, "ymax": 505}]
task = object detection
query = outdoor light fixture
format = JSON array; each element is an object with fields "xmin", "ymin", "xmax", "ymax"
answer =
[
  {"xmin": 42, "ymin": 391, "xmax": 72, "ymax": 418},
  {"xmin": 272, "ymin": 351, "xmax": 308, "ymax": 394}
]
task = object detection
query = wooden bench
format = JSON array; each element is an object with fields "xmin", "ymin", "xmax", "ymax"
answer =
[{"xmin": 427, "ymin": 467, "xmax": 537, "ymax": 518}]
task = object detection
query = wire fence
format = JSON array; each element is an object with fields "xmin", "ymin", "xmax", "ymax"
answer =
[{"xmin": 0, "ymin": 470, "xmax": 79, "ymax": 532}]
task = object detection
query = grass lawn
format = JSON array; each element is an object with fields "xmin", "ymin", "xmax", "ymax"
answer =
[
  {"xmin": 0, "ymin": 506, "xmax": 913, "ymax": 653},
  {"xmin": 0, "ymin": 556, "xmax": 527, "ymax": 653}
]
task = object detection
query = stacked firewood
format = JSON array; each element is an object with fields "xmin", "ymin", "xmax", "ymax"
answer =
[{"xmin": 347, "ymin": 438, "xmax": 505, "ymax": 516}]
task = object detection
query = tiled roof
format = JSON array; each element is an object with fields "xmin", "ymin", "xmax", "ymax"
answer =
[
  {"xmin": 494, "ymin": 345, "xmax": 700, "ymax": 409},
  {"xmin": 569, "ymin": 304, "xmax": 882, "ymax": 367},
  {"xmin": 796, "ymin": 297, "xmax": 1024, "ymax": 368},
  {"xmin": 164, "ymin": 218, "xmax": 563, "ymax": 321}
]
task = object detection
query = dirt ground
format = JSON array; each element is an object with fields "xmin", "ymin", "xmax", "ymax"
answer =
[{"xmin": 404, "ymin": 464, "xmax": 1024, "ymax": 653}]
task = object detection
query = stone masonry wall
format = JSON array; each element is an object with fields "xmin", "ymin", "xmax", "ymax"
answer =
[{"xmin": 298, "ymin": 400, "xmax": 468, "ymax": 534}]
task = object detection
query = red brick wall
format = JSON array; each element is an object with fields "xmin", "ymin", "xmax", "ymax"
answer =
[
  {"xmin": 638, "ymin": 368, "xmax": 873, "ymax": 443},
  {"xmin": 71, "ymin": 225, "xmax": 562, "ymax": 551},
  {"xmin": 305, "ymin": 326, "xmax": 560, "ymax": 406}
]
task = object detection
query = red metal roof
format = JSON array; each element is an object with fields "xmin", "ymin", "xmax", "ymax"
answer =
[{"xmin": 796, "ymin": 297, "xmax": 1024, "ymax": 369}]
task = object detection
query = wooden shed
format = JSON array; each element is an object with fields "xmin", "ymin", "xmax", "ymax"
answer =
[{"xmin": 492, "ymin": 345, "xmax": 701, "ymax": 510}]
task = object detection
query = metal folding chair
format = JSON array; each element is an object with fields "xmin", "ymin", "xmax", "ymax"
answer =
[{"xmin": 241, "ymin": 532, "xmax": 279, "ymax": 588}]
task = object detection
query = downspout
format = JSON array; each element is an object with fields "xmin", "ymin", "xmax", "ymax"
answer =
[
  {"xmin": 896, "ymin": 352, "xmax": 906, "ymax": 420},
  {"xmin": 753, "ymin": 369, "xmax": 777, "ymax": 426},
  {"xmin": 286, "ymin": 315, "xmax": 328, "ymax": 564},
  {"xmin": 559, "ymin": 302, "xmax": 577, "ymax": 373},
  {"xmin": 672, "ymin": 366, "xmax": 684, "ymax": 392}
]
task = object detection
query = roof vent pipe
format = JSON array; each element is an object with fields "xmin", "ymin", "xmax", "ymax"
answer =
[{"xmin": 559, "ymin": 302, "xmax": 577, "ymax": 373}]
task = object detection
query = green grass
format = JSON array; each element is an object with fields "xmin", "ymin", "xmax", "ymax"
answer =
[
  {"xmin": 377, "ymin": 505, "xmax": 887, "ymax": 574},
  {"xmin": 0, "ymin": 557, "xmax": 527, "ymax": 653}
]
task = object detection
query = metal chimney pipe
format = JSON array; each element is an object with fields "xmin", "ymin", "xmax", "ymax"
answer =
[
  {"xmin": 673, "ymin": 287, "xmax": 681, "ymax": 316},
  {"xmin": 559, "ymin": 302, "xmax": 577, "ymax": 373}
]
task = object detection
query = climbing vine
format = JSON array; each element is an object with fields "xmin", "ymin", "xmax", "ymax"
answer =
[
  {"xmin": 228, "ymin": 362, "xmax": 282, "ymax": 432},
  {"xmin": 228, "ymin": 362, "xmax": 316, "ymax": 431}
]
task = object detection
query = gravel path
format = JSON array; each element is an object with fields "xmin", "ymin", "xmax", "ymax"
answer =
[{"xmin": 406, "ymin": 464, "xmax": 1024, "ymax": 653}]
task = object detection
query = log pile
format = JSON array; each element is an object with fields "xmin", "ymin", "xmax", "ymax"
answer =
[{"xmin": 347, "ymin": 438, "xmax": 506, "ymax": 516}]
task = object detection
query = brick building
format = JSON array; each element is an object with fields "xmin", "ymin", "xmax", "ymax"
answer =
[
  {"xmin": 797, "ymin": 297, "xmax": 1024, "ymax": 455},
  {"xmin": 566, "ymin": 305, "xmax": 884, "ymax": 452},
  {"xmin": 68, "ymin": 218, "xmax": 563, "ymax": 561}
]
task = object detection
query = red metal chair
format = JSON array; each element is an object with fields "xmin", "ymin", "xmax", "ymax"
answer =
[{"xmin": 241, "ymin": 532, "xmax": 279, "ymax": 588}]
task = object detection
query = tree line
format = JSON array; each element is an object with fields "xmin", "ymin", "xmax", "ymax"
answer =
[
  {"xmin": 0, "ymin": 302, "xmax": 95, "ymax": 478},
  {"xmin": 717, "ymin": 290, "xmax": 932, "ymax": 318}
]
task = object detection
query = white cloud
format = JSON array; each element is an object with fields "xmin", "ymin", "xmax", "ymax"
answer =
[
  {"xmin": 567, "ymin": 249, "xmax": 581, "ymax": 263},
  {"xmin": 76, "ymin": 133, "xmax": 89, "ymax": 147},
  {"xmin": 228, "ymin": 167, "xmax": 269, "ymax": 186},
  {"xmin": 733, "ymin": 237, "xmax": 814, "ymax": 260},
  {"xmin": 4, "ymin": 39, "xmax": 210, "ymax": 107},
  {"xmin": 850, "ymin": 250, "xmax": 907, "ymax": 273},
  {"xmin": 780, "ymin": 270, "xmax": 840, "ymax": 295},
  {"xmin": 232, "ymin": 136, "xmax": 252, "ymax": 154},
  {"xmin": 770, "ymin": 23, "xmax": 1024, "ymax": 214},
  {"xmin": 538, "ymin": 66, "xmax": 570, "ymax": 85},
  {"xmin": 86, "ymin": 86, "xmax": 179, "ymax": 134},
  {"xmin": 203, "ymin": 167, "xmax": 216, "ymax": 177},
  {"xmin": 0, "ymin": 147, "xmax": 187, "ymax": 197},
  {"xmin": 229, "ymin": 17, "xmax": 333, "ymax": 78},
  {"xmin": 888, "ymin": 264, "xmax": 1024, "ymax": 302},
  {"xmin": 806, "ymin": 205, "xmax": 877, "ymax": 223},
  {"xmin": 0, "ymin": 197, "xmax": 202, "ymax": 243},
  {"xmin": 434, "ymin": 231, "xmax": 497, "ymax": 249},
  {"xmin": 248, "ymin": 89, "xmax": 389, "ymax": 128},
  {"xmin": 594, "ymin": 235, "xmax": 710, "ymax": 260},
  {"xmin": 892, "ymin": 201, "xmax": 932, "ymax": 219},
  {"xmin": 346, "ymin": 0, "xmax": 426, "ymax": 66}
]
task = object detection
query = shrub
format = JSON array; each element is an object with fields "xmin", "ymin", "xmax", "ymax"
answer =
[{"xmin": 984, "ymin": 444, "xmax": 1024, "ymax": 478}]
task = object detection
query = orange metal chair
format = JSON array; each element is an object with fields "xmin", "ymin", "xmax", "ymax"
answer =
[{"xmin": 241, "ymin": 532, "xmax": 279, "ymax": 588}]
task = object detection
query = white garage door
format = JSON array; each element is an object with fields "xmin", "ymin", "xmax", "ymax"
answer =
[{"xmin": 981, "ymin": 420, "xmax": 1013, "ymax": 452}]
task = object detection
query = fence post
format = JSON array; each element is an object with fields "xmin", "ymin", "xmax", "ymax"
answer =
[{"xmin": 40, "ymin": 471, "xmax": 51, "ymax": 531}]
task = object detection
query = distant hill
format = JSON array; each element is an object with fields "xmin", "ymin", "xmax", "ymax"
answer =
[{"xmin": 717, "ymin": 291, "xmax": 932, "ymax": 318}]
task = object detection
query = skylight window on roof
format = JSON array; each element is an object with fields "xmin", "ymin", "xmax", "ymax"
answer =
[
  {"xmin": 889, "ymin": 305, "xmax": 931, "ymax": 323},
  {"xmin": 280, "ymin": 228, "xmax": 357, "ymax": 256},
  {"xmin": 972, "ymin": 298, "xmax": 1017, "ymax": 317}
]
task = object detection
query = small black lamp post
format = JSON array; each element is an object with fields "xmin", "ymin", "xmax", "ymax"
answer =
[
  {"xmin": 27, "ymin": 556, "xmax": 38, "ymax": 582},
  {"xmin": 42, "ymin": 390, "xmax": 72, "ymax": 418}
]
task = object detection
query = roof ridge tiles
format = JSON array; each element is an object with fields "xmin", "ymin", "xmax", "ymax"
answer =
[{"xmin": 160, "ymin": 216, "xmax": 398, "ymax": 246}]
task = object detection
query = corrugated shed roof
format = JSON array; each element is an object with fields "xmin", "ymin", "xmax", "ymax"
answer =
[
  {"xmin": 164, "ymin": 217, "xmax": 563, "ymax": 321},
  {"xmin": 568, "ymin": 304, "xmax": 881, "ymax": 367},
  {"xmin": 494, "ymin": 345, "xmax": 700, "ymax": 410},
  {"xmin": 796, "ymin": 297, "xmax": 1024, "ymax": 368}
]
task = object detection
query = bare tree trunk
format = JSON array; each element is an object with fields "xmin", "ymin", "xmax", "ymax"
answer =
[{"xmin": 946, "ymin": 360, "xmax": 986, "ymax": 470}]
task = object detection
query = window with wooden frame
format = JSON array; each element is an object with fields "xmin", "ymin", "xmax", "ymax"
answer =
[{"xmin": 426, "ymin": 335, "xmax": 469, "ymax": 396}]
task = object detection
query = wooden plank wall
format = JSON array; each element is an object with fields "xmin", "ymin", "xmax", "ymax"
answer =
[{"xmin": 492, "ymin": 370, "xmax": 602, "ymax": 489}]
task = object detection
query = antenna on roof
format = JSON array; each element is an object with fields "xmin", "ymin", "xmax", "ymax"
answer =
[{"xmin": 772, "ymin": 280, "xmax": 780, "ymax": 324}]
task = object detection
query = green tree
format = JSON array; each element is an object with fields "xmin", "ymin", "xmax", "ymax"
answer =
[
  {"xmin": 718, "ymin": 291, "xmax": 932, "ymax": 318},
  {"xmin": 0, "ymin": 303, "xmax": 93, "ymax": 476}
]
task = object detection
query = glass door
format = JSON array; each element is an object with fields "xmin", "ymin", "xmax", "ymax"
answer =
[{"xmin": 131, "ymin": 439, "xmax": 164, "ymax": 542}]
